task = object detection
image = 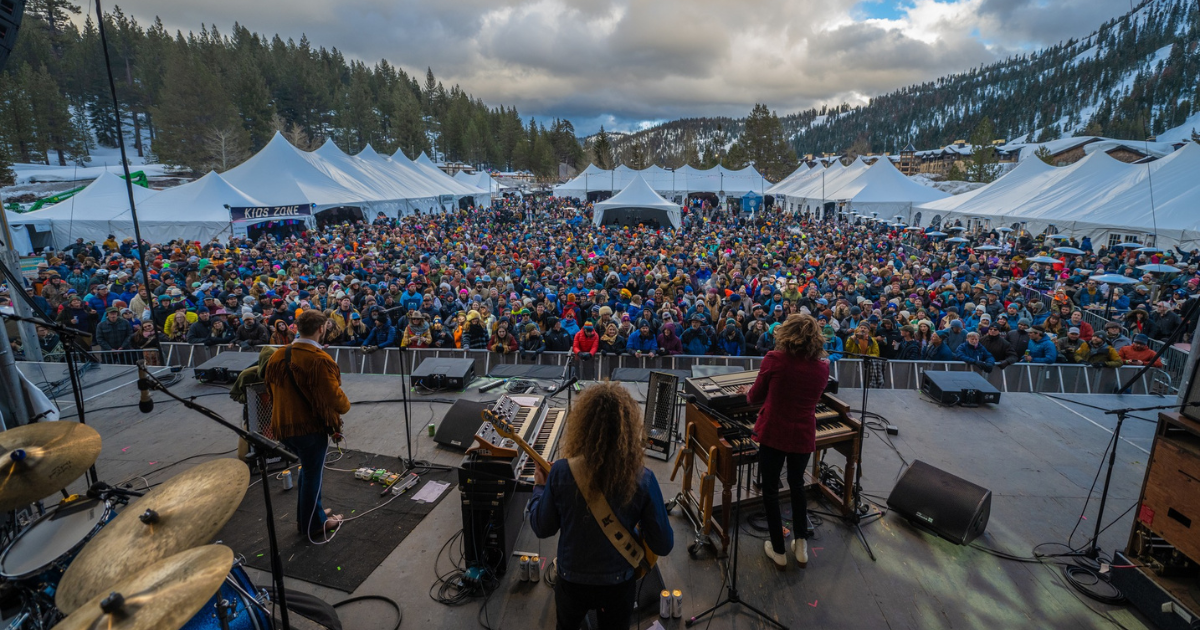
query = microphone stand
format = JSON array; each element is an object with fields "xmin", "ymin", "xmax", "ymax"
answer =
[
  {"xmin": 816, "ymin": 350, "xmax": 884, "ymax": 562},
  {"xmin": 139, "ymin": 367, "xmax": 297, "ymax": 630},
  {"xmin": 683, "ymin": 396, "xmax": 785, "ymax": 630},
  {"xmin": 0, "ymin": 312, "xmax": 99, "ymax": 485},
  {"xmin": 395, "ymin": 346, "xmax": 450, "ymax": 476}
]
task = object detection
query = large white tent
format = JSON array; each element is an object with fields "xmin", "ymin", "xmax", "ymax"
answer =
[
  {"xmin": 3, "ymin": 210, "xmax": 51, "ymax": 254},
  {"xmin": 134, "ymin": 171, "xmax": 259, "ymax": 242},
  {"xmin": 21, "ymin": 172, "xmax": 160, "ymax": 246},
  {"xmin": 824, "ymin": 158, "xmax": 950, "ymax": 217},
  {"xmin": 914, "ymin": 143, "xmax": 1200, "ymax": 249},
  {"xmin": 593, "ymin": 175, "xmax": 682, "ymax": 229},
  {"xmin": 412, "ymin": 152, "xmax": 488, "ymax": 207},
  {"xmin": 222, "ymin": 133, "xmax": 376, "ymax": 213},
  {"xmin": 454, "ymin": 170, "xmax": 508, "ymax": 196}
]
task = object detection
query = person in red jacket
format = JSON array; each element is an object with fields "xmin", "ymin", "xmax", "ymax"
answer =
[
  {"xmin": 746, "ymin": 313, "xmax": 830, "ymax": 569},
  {"xmin": 572, "ymin": 319, "xmax": 600, "ymax": 359}
]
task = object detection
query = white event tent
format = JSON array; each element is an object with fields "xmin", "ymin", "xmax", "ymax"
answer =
[
  {"xmin": 413, "ymin": 153, "xmax": 488, "ymax": 207},
  {"xmin": 593, "ymin": 176, "xmax": 683, "ymax": 229},
  {"xmin": 453, "ymin": 170, "xmax": 508, "ymax": 196},
  {"xmin": 3, "ymin": 210, "xmax": 51, "ymax": 254},
  {"xmin": 914, "ymin": 143, "xmax": 1200, "ymax": 249},
  {"xmin": 21, "ymin": 172, "xmax": 159, "ymax": 247}
]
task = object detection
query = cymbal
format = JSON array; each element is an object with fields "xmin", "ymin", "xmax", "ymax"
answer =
[
  {"xmin": 0, "ymin": 422, "xmax": 100, "ymax": 511},
  {"xmin": 56, "ymin": 458, "xmax": 249, "ymax": 614},
  {"xmin": 54, "ymin": 545, "xmax": 233, "ymax": 630}
]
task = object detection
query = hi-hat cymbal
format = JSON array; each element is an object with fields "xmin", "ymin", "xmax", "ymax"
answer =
[
  {"xmin": 0, "ymin": 422, "xmax": 100, "ymax": 511},
  {"xmin": 54, "ymin": 545, "xmax": 233, "ymax": 630},
  {"xmin": 56, "ymin": 458, "xmax": 249, "ymax": 614}
]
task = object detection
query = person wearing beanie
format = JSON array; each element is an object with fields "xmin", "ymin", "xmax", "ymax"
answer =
[
  {"xmin": 1118, "ymin": 334, "xmax": 1162, "ymax": 367},
  {"xmin": 544, "ymin": 316, "xmax": 573, "ymax": 352},
  {"xmin": 572, "ymin": 320, "xmax": 600, "ymax": 359},
  {"xmin": 822, "ymin": 324, "xmax": 843, "ymax": 362},
  {"xmin": 462, "ymin": 310, "xmax": 490, "ymax": 350},
  {"xmin": 186, "ymin": 305, "xmax": 215, "ymax": 345},
  {"xmin": 717, "ymin": 317, "xmax": 745, "ymax": 356},
  {"xmin": 1076, "ymin": 335, "xmax": 1122, "ymax": 368},
  {"xmin": 981, "ymin": 325, "xmax": 1018, "ymax": 369},
  {"xmin": 921, "ymin": 329, "xmax": 954, "ymax": 361},
  {"xmin": 95, "ymin": 305, "xmax": 133, "ymax": 352},
  {"xmin": 520, "ymin": 322, "xmax": 545, "ymax": 359}
]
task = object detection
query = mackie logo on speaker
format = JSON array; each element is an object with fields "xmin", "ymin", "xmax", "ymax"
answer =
[{"xmin": 914, "ymin": 511, "xmax": 935, "ymax": 524}]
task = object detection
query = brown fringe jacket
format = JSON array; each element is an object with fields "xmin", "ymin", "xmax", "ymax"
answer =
[{"xmin": 263, "ymin": 342, "xmax": 350, "ymax": 439}]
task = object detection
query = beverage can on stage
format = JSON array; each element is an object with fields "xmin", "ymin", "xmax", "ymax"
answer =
[
  {"xmin": 281, "ymin": 469, "xmax": 293, "ymax": 490},
  {"xmin": 518, "ymin": 555, "xmax": 530, "ymax": 582},
  {"xmin": 529, "ymin": 555, "xmax": 540, "ymax": 582},
  {"xmin": 660, "ymin": 590, "xmax": 672, "ymax": 618},
  {"xmin": 672, "ymin": 590, "xmax": 683, "ymax": 618}
]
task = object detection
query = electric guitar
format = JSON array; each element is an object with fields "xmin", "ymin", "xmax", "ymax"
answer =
[{"xmin": 484, "ymin": 410, "xmax": 659, "ymax": 579}]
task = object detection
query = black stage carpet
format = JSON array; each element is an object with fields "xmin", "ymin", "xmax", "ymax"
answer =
[
  {"xmin": 218, "ymin": 450, "xmax": 456, "ymax": 592},
  {"xmin": 486, "ymin": 363, "xmax": 567, "ymax": 379}
]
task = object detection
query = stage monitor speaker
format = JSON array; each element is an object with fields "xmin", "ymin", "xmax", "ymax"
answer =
[
  {"xmin": 434, "ymin": 399, "xmax": 489, "ymax": 450},
  {"xmin": 0, "ymin": 0, "xmax": 25, "ymax": 71},
  {"xmin": 887, "ymin": 460, "xmax": 991, "ymax": 545}
]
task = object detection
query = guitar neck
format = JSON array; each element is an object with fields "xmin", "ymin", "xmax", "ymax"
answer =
[{"xmin": 512, "ymin": 434, "xmax": 553, "ymax": 474}]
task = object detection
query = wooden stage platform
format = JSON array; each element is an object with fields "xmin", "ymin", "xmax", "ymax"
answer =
[{"xmin": 22, "ymin": 361, "xmax": 1162, "ymax": 629}]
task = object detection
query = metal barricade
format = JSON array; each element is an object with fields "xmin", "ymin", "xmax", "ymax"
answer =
[{"xmin": 153, "ymin": 342, "xmax": 1169, "ymax": 395}]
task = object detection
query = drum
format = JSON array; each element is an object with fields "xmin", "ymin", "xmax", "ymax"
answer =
[
  {"xmin": 0, "ymin": 499, "xmax": 111, "ymax": 582},
  {"xmin": 180, "ymin": 564, "xmax": 272, "ymax": 630}
]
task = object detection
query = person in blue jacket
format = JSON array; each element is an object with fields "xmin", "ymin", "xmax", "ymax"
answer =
[
  {"xmin": 921, "ymin": 330, "xmax": 955, "ymax": 361},
  {"xmin": 625, "ymin": 322, "xmax": 658, "ymax": 356},
  {"xmin": 1023, "ymin": 326, "xmax": 1058, "ymax": 364},
  {"xmin": 954, "ymin": 331, "xmax": 996, "ymax": 372},
  {"xmin": 362, "ymin": 311, "xmax": 396, "ymax": 351},
  {"xmin": 822, "ymin": 324, "xmax": 843, "ymax": 362}
]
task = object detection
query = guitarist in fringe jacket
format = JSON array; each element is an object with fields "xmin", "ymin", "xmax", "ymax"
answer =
[{"xmin": 529, "ymin": 383, "xmax": 674, "ymax": 630}]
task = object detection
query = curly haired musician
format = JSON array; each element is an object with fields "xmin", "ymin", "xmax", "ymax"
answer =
[{"xmin": 530, "ymin": 382, "xmax": 674, "ymax": 630}]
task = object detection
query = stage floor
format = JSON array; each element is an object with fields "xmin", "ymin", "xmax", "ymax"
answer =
[{"xmin": 22, "ymin": 362, "xmax": 1162, "ymax": 629}]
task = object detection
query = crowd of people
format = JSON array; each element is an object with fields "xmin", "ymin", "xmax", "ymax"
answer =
[{"xmin": 5, "ymin": 195, "xmax": 1199, "ymax": 376}]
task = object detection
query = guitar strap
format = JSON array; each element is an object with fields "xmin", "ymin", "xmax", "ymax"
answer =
[{"xmin": 566, "ymin": 457, "xmax": 646, "ymax": 571}]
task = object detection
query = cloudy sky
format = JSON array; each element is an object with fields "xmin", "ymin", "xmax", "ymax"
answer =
[{"xmin": 105, "ymin": 0, "xmax": 1134, "ymax": 134}]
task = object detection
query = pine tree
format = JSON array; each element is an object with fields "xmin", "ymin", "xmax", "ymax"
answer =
[
  {"xmin": 151, "ymin": 48, "xmax": 240, "ymax": 172},
  {"xmin": 592, "ymin": 127, "xmax": 614, "ymax": 169},
  {"xmin": 723, "ymin": 142, "xmax": 748, "ymax": 170},
  {"xmin": 740, "ymin": 104, "xmax": 797, "ymax": 181},
  {"xmin": 626, "ymin": 140, "xmax": 647, "ymax": 169},
  {"xmin": 965, "ymin": 116, "xmax": 1001, "ymax": 183},
  {"xmin": 1034, "ymin": 145, "xmax": 1056, "ymax": 164},
  {"xmin": 26, "ymin": 64, "xmax": 86, "ymax": 165}
]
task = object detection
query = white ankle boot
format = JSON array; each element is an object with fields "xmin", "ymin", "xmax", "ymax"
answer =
[
  {"xmin": 792, "ymin": 539, "xmax": 808, "ymax": 568},
  {"xmin": 764, "ymin": 541, "xmax": 787, "ymax": 568}
]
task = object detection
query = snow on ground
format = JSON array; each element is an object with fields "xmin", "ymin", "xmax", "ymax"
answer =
[
  {"xmin": 1158, "ymin": 111, "xmax": 1200, "ymax": 144},
  {"xmin": 908, "ymin": 174, "xmax": 986, "ymax": 195},
  {"xmin": 12, "ymin": 162, "xmax": 173, "ymax": 184}
]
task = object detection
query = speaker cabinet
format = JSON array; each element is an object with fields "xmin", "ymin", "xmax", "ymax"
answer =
[
  {"xmin": 887, "ymin": 460, "xmax": 992, "ymax": 545},
  {"xmin": 433, "ymin": 399, "xmax": 489, "ymax": 450}
]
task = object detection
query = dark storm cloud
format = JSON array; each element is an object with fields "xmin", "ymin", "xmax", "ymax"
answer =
[{"xmin": 100, "ymin": 0, "xmax": 1133, "ymax": 133}]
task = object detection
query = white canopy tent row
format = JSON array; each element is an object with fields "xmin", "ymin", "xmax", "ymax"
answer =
[
  {"xmin": 914, "ymin": 142, "xmax": 1200, "ymax": 250},
  {"xmin": 553, "ymin": 163, "xmax": 772, "ymax": 199},
  {"xmin": 19, "ymin": 132, "xmax": 491, "ymax": 249},
  {"xmin": 768, "ymin": 158, "xmax": 950, "ymax": 219},
  {"xmin": 593, "ymin": 175, "xmax": 683, "ymax": 230}
]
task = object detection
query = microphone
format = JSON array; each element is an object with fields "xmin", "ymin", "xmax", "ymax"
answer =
[{"xmin": 137, "ymin": 361, "xmax": 154, "ymax": 414}]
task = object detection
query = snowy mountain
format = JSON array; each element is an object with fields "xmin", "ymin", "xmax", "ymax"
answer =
[{"xmin": 602, "ymin": 0, "xmax": 1199, "ymax": 163}]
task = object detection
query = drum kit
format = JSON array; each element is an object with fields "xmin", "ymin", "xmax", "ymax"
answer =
[{"xmin": 0, "ymin": 422, "xmax": 273, "ymax": 629}]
